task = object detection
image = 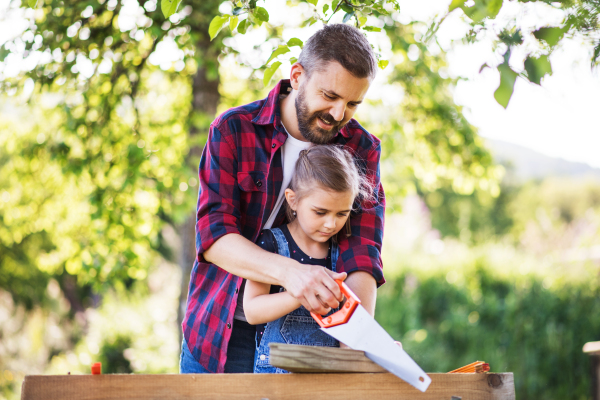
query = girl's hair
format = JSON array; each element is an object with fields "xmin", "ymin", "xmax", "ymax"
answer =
[{"xmin": 286, "ymin": 145, "xmax": 374, "ymax": 236}]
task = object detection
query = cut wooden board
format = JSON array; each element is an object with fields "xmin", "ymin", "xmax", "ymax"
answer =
[
  {"xmin": 21, "ymin": 373, "xmax": 515, "ymax": 400},
  {"xmin": 269, "ymin": 343, "xmax": 386, "ymax": 373}
]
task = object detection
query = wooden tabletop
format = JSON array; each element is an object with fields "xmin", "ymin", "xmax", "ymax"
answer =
[
  {"xmin": 21, "ymin": 372, "xmax": 515, "ymax": 400},
  {"xmin": 584, "ymin": 341, "xmax": 600, "ymax": 355}
]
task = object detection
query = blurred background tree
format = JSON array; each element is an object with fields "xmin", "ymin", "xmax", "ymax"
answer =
[{"xmin": 1, "ymin": 0, "xmax": 599, "ymax": 399}]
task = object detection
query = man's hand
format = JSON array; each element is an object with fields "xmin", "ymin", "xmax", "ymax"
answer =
[
  {"xmin": 282, "ymin": 262, "xmax": 347, "ymax": 315},
  {"xmin": 203, "ymin": 234, "xmax": 346, "ymax": 315}
]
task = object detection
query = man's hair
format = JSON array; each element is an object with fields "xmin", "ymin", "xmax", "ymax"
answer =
[{"xmin": 298, "ymin": 24, "xmax": 377, "ymax": 80}]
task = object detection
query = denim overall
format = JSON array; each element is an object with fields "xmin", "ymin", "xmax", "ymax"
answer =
[{"xmin": 254, "ymin": 227, "xmax": 340, "ymax": 374}]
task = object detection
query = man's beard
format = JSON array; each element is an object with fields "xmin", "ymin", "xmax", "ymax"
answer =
[{"xmin": 295, "ymin": 85, "xmax": 343, "ymax": 144}]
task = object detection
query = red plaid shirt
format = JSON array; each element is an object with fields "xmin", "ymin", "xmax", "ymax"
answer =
[{"xmin": 182, "ymin": 79, "xmax": 386, "ymax": 373}]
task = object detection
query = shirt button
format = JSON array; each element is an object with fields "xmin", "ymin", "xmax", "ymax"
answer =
[
  {"xmin": 272, "ymin": 143, "xmax": 276, "ymax": 148},
  {"xmin": 227, "ymin": 323, "xmax": 231, "ymax": 329},
  {"xmin": 256, "ymin": 180, "xmax": 262, "ymax": 187},
  {"xmin": 260, "ymin": 354, "xmax": 266, "ymax": 360}
]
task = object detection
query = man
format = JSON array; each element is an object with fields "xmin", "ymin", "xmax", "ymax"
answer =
[{"xmin": 180, "ymin": 23, "xmax": 386, "ymax": 374}]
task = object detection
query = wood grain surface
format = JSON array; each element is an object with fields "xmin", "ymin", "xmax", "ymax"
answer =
[
  {"xmin": 21, "ymin": 372, "xmax": 515, "ymax": 400},
  {"xmin": 269, "ymin": 343, "xmax": 386, "ymax": 373}
]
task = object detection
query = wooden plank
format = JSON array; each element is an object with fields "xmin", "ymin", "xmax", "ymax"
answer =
[
  {"xmin": 269, "ymin": 343, "xmax": 386, "ymax": 373},
  {"xmin": 584, "ymin": 341, "xmax": 600, "ymax": 355},
  {"xmin": 21, "ymin": 373, "xmax": 515, "ymax": 400}
]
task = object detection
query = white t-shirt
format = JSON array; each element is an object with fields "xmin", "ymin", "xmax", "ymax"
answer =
[
  {"xmin": 234, "ymin": 126, "xmax": 311, "ymax": 322},
  {"xmin": 263, "ymin": 129, "xmax": 311, "ymax": 229}
]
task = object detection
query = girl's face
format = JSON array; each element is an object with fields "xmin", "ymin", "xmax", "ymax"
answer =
[{"xmin": 286, "ymin": 186, "xmax": 354, "ymax": 244}]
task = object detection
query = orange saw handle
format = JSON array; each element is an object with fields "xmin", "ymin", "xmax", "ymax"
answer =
[{"xmin": 311, "ymin": 280, "xmax": 361, "ymax": 328}]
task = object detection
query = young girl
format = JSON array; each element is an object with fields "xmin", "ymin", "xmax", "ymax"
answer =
[{"xmin": 243, "ymin": 145, "xmax": 373, "ymax": 374}]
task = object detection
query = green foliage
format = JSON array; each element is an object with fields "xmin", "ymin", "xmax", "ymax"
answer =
[
  {"xmin": 1, "ymin": 0, "xmax": 224, "ymax": 303},
  {"xmin": 161, "ymin": 0, "xmax": 182, "ymax": 18},
  {"xmin": 495, "ymin": 56, "xmax": 519, "ymax": 108},
  {"xmin": 263, "ymin": 61, "xmax": 282, "ymax": 86},
  {"xmin": 376, "ymin": 267, "xmax": 600, "ymax": 399},
  {"xmin": 524, "ymin": 55, "xmax": 552, "ymax": 85},
  {"xmin": 508, "ymin": 177, "xmax": 600, "ymax": 235},
  {"xmin": 209, "ymin": 0, "xmax": 401, "ymax": 86},
  {"xmin": 435, "ymin": 0, "xmax": 600, "ymax": 106},
  {"xmin": 266, "ymin": 45, "xmax": 290, "ymax": 65},
  {"xmin": 533, "ymin": 26, "xmax": 568, "ymax": 47},
  {"xmin": 99, "ymin": 335, "xmax": 133, "ymax": 374},
  {"xmin": 371, "ymin": 22, "xmax": 503, "ymax": 206},
  {"xmin": 424, "ymin": 174, "xmax": 600, "ymax": 245},
  {"xmin": 0, "ymin": 73, "xmax": 194, "ymax": 294},
  {"xmin": 450, "ymin": 0, "xmax": 503, "ymax": 23},
  {"xmin": 424, "ymin": 183, "xmax": 516, "ymax": 242},
  {"xmin": 209, "ymin": 15, "xmax": 230, "ymax": 40}
]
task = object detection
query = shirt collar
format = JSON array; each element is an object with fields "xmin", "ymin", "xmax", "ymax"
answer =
[
  {"xmin": 252, "ymin": 79, "xmax": 291, "ymax": 127},
  {"xmin": 252, "ymin": 79, "xmax": 353, "ymax": 140}
]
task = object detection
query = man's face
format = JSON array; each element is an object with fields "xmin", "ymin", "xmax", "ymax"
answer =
[{"xmin": 295, "ymin": 61, "xmax": 371, "ymax": 144}]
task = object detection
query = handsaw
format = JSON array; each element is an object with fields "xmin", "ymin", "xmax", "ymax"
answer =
[{"xmin": 310, "ymin": 280, "xmax": 431, "ymax": 392}]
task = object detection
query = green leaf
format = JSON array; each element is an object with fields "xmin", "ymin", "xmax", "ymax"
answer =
[
  {"xmin": 533, "ymin": 27, "xmax": 567, "ymax": 47},
  {"xmin": 161, "ymin": 0, "xmax": 182, "ymax": 19},
  {"xmin": 459, "ymin": 0, "xmax": 503, "ymax": 23},
  {"xmin": 287, "ymin": 38, "xmax": 303, "ymax": 48},
  {"xmin": 263, "ymin": 61, "xmax": 282, "ymax": 86},
  {"xmin": 494, "ymin": 62, "xmax": 518, "ymax": 108},
  {"xmin": 593, "ymin": 42, "xmax": 600, "ymax": 66},
  {"xmin": 254, "ymin": 6, "xmax": 269, "ymax": 23},
  {"xmin": 486, "ymin": 0, "xmax": 503, "ymax": 19},
  {"xmin": 342, "ymin": 11, "xmax": 354, "ymax": 23},
  {"xmin": 363, "ymin": 26, "xmax": 381, "ymax": 32},
  {"xmin": 332, "ymin": 0, "xmax": 340, "ymax": 12},
  {"xmin": 524, "ymin": 55, "xmax": 552, "ymax": 85},
  {"xmin": 323, "ymin": 4, "xmax": 329, "ymax": 13},
  {"xmin": 229, "ymin": 16, "xmax": 239, "ymax": 32},
  {"xmin": 358, "ymin": 16, "xmax": 367, "ymax": 27},
  {"xmin": 208, "ymin": 15, "xmax": 229, "ymax": 41},
  {"xmin": 237, "ymin": 19, "xmax": 248, "ymax": 34},
  {"xmin": 377, "ymin": 59, "xmax": 389, "ymax": 70},
  {"xmin": 340, "ymin": 3, "xmax": 353, "ymax": 13},
  {"xmin": 28, "ymin": 0, "xmax": 38, "ymax": 8},
  {"xmin": 307, "ymin": 0, "xmax": 318, "ymax": 6},
  {"xmin": 449, "ymin": 0, "xmax": 464, "ymax": 12},
  {"xmin": 289, "ymin": 57, "xmax": 298, "ymax": 64},
  {"xmin": 266, "ymin": 45, "xmax": 290, "ymax": 64}
]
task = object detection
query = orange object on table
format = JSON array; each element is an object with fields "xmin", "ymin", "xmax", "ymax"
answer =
[
  {"xmin": 449, "ymin": 361, "xmax": 489, "ymax": 373},
  {"xmin": 91, "ymin": 362, "xmax": 102, "ymax": 375}
]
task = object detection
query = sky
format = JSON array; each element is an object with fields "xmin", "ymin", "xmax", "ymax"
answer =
[{"xmin": 1, "ymin": 0, "xmax": 599, "ymax": 168}]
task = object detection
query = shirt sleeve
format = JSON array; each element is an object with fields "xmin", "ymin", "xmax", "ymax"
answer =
[
  {"xmin": 336, "ymin": 141, "xmax": 386, "ymax": 286},
  {"xmin": 195, "ymin": 122, "xmax": 242, "ymax": 260}
]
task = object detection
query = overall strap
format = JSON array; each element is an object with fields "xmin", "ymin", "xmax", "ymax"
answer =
[
  {"xmin": 330, "ymin": 239, "xmax": 340, "ymax": 273},
  {"xmin": 271, "ymin": 228, "xmax": 291, "ymax": 258}
]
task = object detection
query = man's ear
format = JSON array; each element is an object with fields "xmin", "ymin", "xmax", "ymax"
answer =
[
  {"xmin": 289, "ymin": 63, "xmax": 305, "ymax": 91},
  {"xmin": 285, "ymin": 188, "xmax": 297, "ymax": 210}
]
